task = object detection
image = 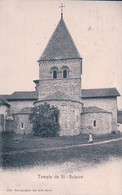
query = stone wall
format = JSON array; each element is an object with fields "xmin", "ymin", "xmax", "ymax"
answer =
[
  {"xmin": 82, "ymin": 97, "xmax": 117, "ymax": 131},
  {"xmin": 81, "ymin": 112, "xmax": 112, "ymax": 134},
  {"xmin": 5, "ymin": 119, "xmax": 13, "ymax": 132},
  {"xmin": 38, "ymin": 78, "xmax": 81, "ymax": 101},
  {"xmin": 39, "ymin": 59, "xmax": 82, "ymax": 79},
  {"xmin": 37, "ymin": 59, "xmax": 82, "ymax": 102},
  {"xmin": 34, "ymin": 58, "xmax": 83, "ymax": 136},
  {"xmin": 13, "ymin": 113, "xmax": 33, "ymax": 134},
  {"xmin": 35, "ymin": 100, "xmax": 82, "ymax": 136}
]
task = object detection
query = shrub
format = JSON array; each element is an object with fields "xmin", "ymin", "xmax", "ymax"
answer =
[
  {"xmin": 111, "ymin": 130, "xmax": 116, "ymax": 134},
  {"xmin": 29, "ymin": 103, "xmax": 60, "ymax": 137}
]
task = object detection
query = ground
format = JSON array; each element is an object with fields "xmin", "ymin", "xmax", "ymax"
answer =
[
  {"xmin": 0, "ymin": 133, "xmax": 122, "ymax": 169},
  {"xmin": 0, "ymin": 133, "xmax": 122, "ymax": 152}
]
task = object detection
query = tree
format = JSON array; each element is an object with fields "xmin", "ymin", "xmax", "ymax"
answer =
[{"xmin": 29, "ymin": 103, "xmax": 60, "ymax": 137}]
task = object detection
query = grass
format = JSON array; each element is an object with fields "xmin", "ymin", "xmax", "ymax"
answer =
[
  {"xmin": 0, "ymin": 140, "xmax": 122, "ymax": 169},
  {"xmin": 0, "ymin": 132, "xmax": 122, "ymax": 153},
  {"xmin": 0, "ymin": 132, "xmax": 122, "ymax": 169}
]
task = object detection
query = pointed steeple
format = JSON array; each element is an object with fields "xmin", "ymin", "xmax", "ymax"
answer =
[{"xmin": 39, "ymin": 16, "xmax": 81, "ymax": 61}]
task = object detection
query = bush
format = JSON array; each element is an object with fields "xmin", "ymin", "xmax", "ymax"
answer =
[
  {"xmin": 111, "ymin": 130, "xmax": 116, "ymax": 134},
  {"xmin": 29, "ymin": 103, "xmax": 60, "ymax": 137}
]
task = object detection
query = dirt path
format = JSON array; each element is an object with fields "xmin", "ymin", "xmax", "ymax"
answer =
[{"xmin": 1, "ymin": 137, "xmax": 122, "ymax": 155}]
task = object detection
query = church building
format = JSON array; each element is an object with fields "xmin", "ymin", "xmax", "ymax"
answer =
[{"xmin": 0, "ymin": 11, "xmax": 120, "ymax": 136}]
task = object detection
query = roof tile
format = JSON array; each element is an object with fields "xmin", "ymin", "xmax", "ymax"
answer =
[
  {"xmin": 82, "ymin": 106, "xmax": 112, "ymax": 114},
  {"xmin": 39, "ymin": 17, "xmax": 81, "ymax": 61},
  {"xmin": 4, "ymin": 91, "xmax": 37, "ymax": 100},
  {"xmin": 0, "ymin": 88, "xmax": 120, "ymax": 101},
  {"xmin": 81, "ymin": 88, "xmax": 120, "ymax": 98}
]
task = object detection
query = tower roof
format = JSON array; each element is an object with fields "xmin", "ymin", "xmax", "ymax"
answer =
[{"xmin": 39, "ymin": 17, "xmax": 81, "ymax": 61}]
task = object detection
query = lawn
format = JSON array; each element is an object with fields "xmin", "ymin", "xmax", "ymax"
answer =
[
  {"xmin": 0, "ymin": 140, "xmax": 122, "ymax": 169},
  {"xmin": 0, "ymin": 132, "xmax": 122, "ymax": 169},
  {"xmin": 0, "ymin": 132, "xmax": 122, "ymax": 153}
]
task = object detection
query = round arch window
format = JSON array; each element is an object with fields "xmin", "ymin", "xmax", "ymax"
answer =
[
  {"xmin": 53, "ymin": 70, "xmax": 57, "ymax": 79},
  {"xmin": 63, "ymin": 70, "xmax": 67, "ymax": 78}
]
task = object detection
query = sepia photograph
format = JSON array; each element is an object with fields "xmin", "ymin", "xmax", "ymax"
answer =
[{"xmin": 0, "ymin": 0, "xmax": 122, "ymax": 195}]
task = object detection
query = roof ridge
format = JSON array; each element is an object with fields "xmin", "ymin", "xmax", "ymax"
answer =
[
  {"xmin": 82, "ymin": 87, "xmax": 118, "ymax": 90},
  {"xmin": 12, "ymin": 91, "xmax": 36, "ymax": 93}
]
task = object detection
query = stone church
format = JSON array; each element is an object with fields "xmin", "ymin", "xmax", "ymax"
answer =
[{"xmin": 0, "ymin": 12, "xmax": 120, "ymax": 136}]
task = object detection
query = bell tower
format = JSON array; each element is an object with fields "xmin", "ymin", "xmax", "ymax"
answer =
[{"xmin": 34, "ymin": 7, "xmax": 83, "ymax": 136}]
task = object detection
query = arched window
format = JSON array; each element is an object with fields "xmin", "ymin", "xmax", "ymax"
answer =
[
  {"xmin": 21, "ymin": 122, "xmax": 24, "ymax": 129},
  {"xmin": 93, "ymin": 120, "xmax": 96, "ymax": 127},
  {"xmin": 63, "ymin": 70, "xmax": 67, "ymax": 78},
  {"xmin": 50, "ymin": 66, "xmax": 58, "ymax": 79},
  {"xmin": 53, "ymin": 70, "xmax": 57, "ymax": 79},
  {"xmin": 61, "ymin": 66, "xmax": 69, "ymax": 79}
]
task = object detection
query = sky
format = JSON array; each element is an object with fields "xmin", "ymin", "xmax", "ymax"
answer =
[{"xmin": 0, "ymin": 0, "xmax": 122, "ymax": 108}]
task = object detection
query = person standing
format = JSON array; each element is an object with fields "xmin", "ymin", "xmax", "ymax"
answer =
[{"xmin": 88, "ymin": 133, "xmax": 93, "ymax": 143}]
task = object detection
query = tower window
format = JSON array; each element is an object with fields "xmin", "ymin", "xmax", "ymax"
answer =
[
  {"xmin": 21, "ymin": 122, "xmax": 24, "ymax": 129},
  {"xmin": 53, "ymin": 70, "xmax": 57, "ymax": 79},
  {"xmin": 63, "ymin": 70, "xmax": 67, "ymax": 78},
  {"xmin": 93, "ymin": 120, "xmax": 96, "ymax": 127}
]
